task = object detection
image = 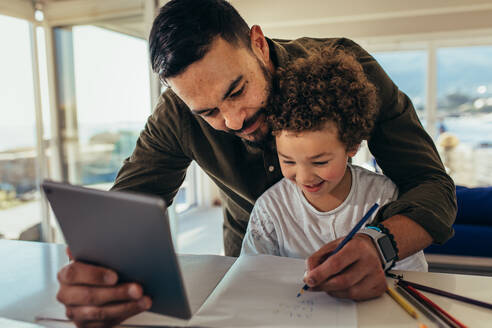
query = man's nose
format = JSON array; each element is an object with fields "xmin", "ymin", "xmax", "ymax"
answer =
[{"xmin": 222, "ymin": 105, "xmax": 246, "ymax": 131}]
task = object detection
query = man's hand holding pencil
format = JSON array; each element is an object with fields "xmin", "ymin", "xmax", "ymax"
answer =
[
  {"xmin": 301, "ymin": 203, "xmax": 388, "ymax": 301},
  {"xmin": 304, "ymin": 233, "xmax": 387, "ymax": 300}
]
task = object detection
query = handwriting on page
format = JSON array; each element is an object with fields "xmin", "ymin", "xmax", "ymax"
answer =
[{"xmin": 273, "ymin": 298, "xmax": 315, "ymax": 319}]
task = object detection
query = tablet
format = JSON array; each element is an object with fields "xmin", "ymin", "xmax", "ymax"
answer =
[{"xmin": 41, "ymin": 180, "xmax": 192, "ymax": 319}]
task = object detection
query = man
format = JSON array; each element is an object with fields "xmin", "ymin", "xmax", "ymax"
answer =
[{"xmin": 56, "ymin": 0, "xmax": 456, "ymax": 327}]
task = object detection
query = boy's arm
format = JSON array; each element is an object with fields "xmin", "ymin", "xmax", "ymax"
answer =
[{"xmin": 241, "ymin": 205, "xmax": 280, "ymax": 256}]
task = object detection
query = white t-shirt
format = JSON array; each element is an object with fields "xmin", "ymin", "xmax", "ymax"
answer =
[{"xmin": 241, "ymin": 164, "xmax": 428, "ymax": 272}]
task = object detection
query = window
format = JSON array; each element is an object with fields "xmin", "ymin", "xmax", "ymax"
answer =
[
  {"xmin": 71, "ymin": 26, "xmax": 151, "ymax": 187},
  {"xmin": 69, "ymin": 26, "xmax": 197, "ymax": 211},
  {"xmin": 373, "ymin": 50, "xmax": 427, "ymax": 119},
  {"xmin": 436, "ymin": 45, "xmax": 492, "ymax": 187},
  {"xmin": 0, "ymin": 15, "xmax": 42, "ymax": 240},
  {"xmin": 353, "ymin": 50, "xmax": 427, "ymax": 170}
]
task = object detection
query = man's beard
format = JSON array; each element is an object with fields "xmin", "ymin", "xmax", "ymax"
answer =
[{"xmin": 226, "ymin": 57, "xmax": 273, "ymax": 145}]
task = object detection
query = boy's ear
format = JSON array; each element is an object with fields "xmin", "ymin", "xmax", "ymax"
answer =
[{"xmin": 347, "ymin": 144, "xmax": 360, "ymax": 158}]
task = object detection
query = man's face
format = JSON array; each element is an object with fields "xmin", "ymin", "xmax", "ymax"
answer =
[{"xmin": 167, "ymin": 36, "xmax": 273, "ymax": 143}]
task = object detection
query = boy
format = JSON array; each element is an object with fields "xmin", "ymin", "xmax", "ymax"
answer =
[{"xmin": 241, "ymin": 47, "xmax": 428, "ymax": 272}]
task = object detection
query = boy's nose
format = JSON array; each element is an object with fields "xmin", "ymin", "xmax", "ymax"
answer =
[{"xmin": 297, "ymin": 170, "xmax": 316, "ymax": 185}]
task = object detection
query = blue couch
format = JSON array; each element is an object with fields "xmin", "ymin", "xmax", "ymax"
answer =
[{"xmin": 425, "ymin": 186, "xmax": 492, "ymax": 258}]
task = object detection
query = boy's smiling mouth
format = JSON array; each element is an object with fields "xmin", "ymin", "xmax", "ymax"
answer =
[{"xmin": 302, "ymin": 181, "xmax": 324, "ymax": 193}]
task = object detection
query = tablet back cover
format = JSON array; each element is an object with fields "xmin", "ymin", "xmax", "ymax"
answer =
[{"xmin": 42, "ymin": 180, "xmax": 192, "ymax": 319}]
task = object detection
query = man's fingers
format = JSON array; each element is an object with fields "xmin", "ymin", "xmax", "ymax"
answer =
[
  {"xmin": 68, "ymin": 297, "xmax": 152, "ymax": 325},
  {"xmin": 326, "ymin": 273, "xmax": 387, "ymax": 301},
  {"xmin": 306, "ymin": 238, "xmax": 342, "ymax": 271},
  {"xmin": 314, "ymin": 260, "xmax": 371, "ymax": 292},
  {"xmin": 72, "ymin": 320, "xmax": 117, "ymax": 328},
  {"xmin": 57, "ymin": 283, "xmax": 143, "ymax": 306},
  {"xmin": 305, "ymin": 244, "xmax": 359, "ymax": 287},
  {"xmin": 58, "ymin": 261, "xmax": 118, "ymax": 286},
  {"xmin": 66, "ymin": 247, "xmax": 74, "ymax": 261}
]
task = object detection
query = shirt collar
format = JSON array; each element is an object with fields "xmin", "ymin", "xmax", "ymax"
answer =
[{"xmin": 266, "ymin": 37, "xmax": 290, "ymax": 70}]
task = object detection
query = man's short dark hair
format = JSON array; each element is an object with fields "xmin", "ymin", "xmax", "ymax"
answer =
[{"xmin": 149, "ymin": 0, "xmax": 251, "ymax": 82}]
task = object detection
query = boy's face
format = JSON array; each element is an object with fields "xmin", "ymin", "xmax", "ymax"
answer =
[
  {"xmin": 167, "ymin": 29, "xmax": 273, "ymax": 144},
  {"xmin": 276, "ymin": 122, "xmax": 357, "ymax": 205}
]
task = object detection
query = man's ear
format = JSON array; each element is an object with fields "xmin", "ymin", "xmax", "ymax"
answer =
[{"xmin": 249, "ymin": 25, "xmax": 270, "ymax": 65}]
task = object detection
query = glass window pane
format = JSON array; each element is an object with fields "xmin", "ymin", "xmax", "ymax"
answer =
[
  {"xmin": 354, "ymin": 50, "xmax": 427, "ymax": 171},
  {"xmin": 437, "ymin": 45, "xmax": 492, "ymax": 187},
  {"xmin": 72, "ymin": 26, "xmax": 151, "ymax": 187},
  {"xmin": 0, "ymin": 15, "xmax": 42, "ymax": 240},
  {"xmin": 373, "ymin": 51, "xmax": 427, "ymax": 120},
  {"xmin": 71, "ymin": 26, "xmax": 196, "ymax": 211}
]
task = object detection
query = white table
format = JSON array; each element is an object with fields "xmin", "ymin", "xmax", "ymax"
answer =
[{"xmin": 1, "ymin": 240, "xmax": 492, "ymax": 327}]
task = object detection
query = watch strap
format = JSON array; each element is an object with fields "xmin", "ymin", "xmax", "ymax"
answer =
[{"xmin": 359, "ymin": 226, "xmax": 398, "ymax": 271}]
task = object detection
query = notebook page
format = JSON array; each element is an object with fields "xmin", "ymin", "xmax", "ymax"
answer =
[{"xmin": 190, "ymin": 254, "xmax": 357, "ymax": 327}]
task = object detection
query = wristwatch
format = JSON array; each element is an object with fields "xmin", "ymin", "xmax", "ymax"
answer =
[{"xmin": 358, "ymin": 226, "xmax": 398, "ymax": 271}]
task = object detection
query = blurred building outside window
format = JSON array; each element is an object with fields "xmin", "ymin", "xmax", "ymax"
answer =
[{"xmin": 436, "ymin": 45, "xmax": 492, "ymax": 187}]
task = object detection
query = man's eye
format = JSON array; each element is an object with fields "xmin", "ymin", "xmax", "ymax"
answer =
[
  {"xmin": 203, "ymin": 108, "xmax": 218, "ymax": 117},
  {"xmin": 230, "ymin": 85, "xmax": 245, "ymax": 98}
]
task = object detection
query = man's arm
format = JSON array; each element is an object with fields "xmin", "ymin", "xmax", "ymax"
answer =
[
  {"xmin": 111, "ymin": 91, "xmax": 192, "ymax": 202},
  {"xmin": 360, "ymin": 46, "xmax": 456, "ymax": 244},
  {"xmin": 337, "ymin": 38, "xmax": 456, "ymax": 244}
]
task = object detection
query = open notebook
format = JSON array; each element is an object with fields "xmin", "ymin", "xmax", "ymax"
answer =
[{"xmin": 37, "ymin": 255, "xmax": 357, "ymax": 327}]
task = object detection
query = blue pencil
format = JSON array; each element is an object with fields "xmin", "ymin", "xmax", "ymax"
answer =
[{"xmin": 297, "ymin": 202, "xmax": 379, "ymax": 297}]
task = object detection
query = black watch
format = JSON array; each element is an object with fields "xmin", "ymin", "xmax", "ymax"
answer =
[{"xmin": 358, "ymin": 226, "xmax": 398, "ymax": 271}]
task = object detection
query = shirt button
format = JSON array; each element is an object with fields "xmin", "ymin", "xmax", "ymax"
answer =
[{"xmin": 268, "ymin": 165, "xmax": 275, "ymax": 172}]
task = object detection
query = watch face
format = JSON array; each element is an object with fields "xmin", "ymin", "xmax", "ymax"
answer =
[{"xmin": 378, "ymin": 236, "xmax": 397, "ymax": 262}]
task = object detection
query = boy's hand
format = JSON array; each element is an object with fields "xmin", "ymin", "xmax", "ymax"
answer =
[
  {"xmin": 304, "ymin": 235, "xmax": 387, "ymax": 301},
  {"xmin": 57, "ymin": 247, "xmax": 152, "ymax": 328}
]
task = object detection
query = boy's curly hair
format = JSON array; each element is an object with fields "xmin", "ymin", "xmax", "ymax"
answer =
[{"xmin": 267, "ymin": 47, "xmax": 379, "ymax": 151}]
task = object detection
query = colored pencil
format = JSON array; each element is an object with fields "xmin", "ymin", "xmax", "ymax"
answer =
[
  {"xmin": 397, "ymin": 281, "xmax": 458, "ymax": 328},
  {"xmin": 398, "ymin": 280, "xmax": 467, "ymax": 328},
  {"xmin": 296, "ymin": 203, "xmax": 379, "ymax": 297},
  {"xmin": 387, "ymin": 285, "xmax": 418, "ymax": 318},
  {"xmin": 395, "ymin": 285, "xmax": 448, "ymax": 328},
  {"xmin": 399, "ymin": 278, "xmax": 492, "ymax": 311}
]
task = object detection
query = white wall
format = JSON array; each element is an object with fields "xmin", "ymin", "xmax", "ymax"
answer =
[{"xmin": 230, "ymin": 0, "xmax": 492, "ymax": 40}]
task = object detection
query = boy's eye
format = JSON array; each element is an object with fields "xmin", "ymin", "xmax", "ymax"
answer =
[
  {"xmin": 313, "ymin": 161, "xmax": 328, "ymax": 166},
  {"xmin": 282, "ymin": 160, "xmax": 295, "ymax": 165},
  {"xmin": 230, "ymin": 85, "xmax": 245, "ymax": 99}
]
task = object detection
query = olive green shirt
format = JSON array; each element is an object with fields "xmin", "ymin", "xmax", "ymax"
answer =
[{"xmin": 112, "ymin": 37, "xmax": 457, "ymax": 256}]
